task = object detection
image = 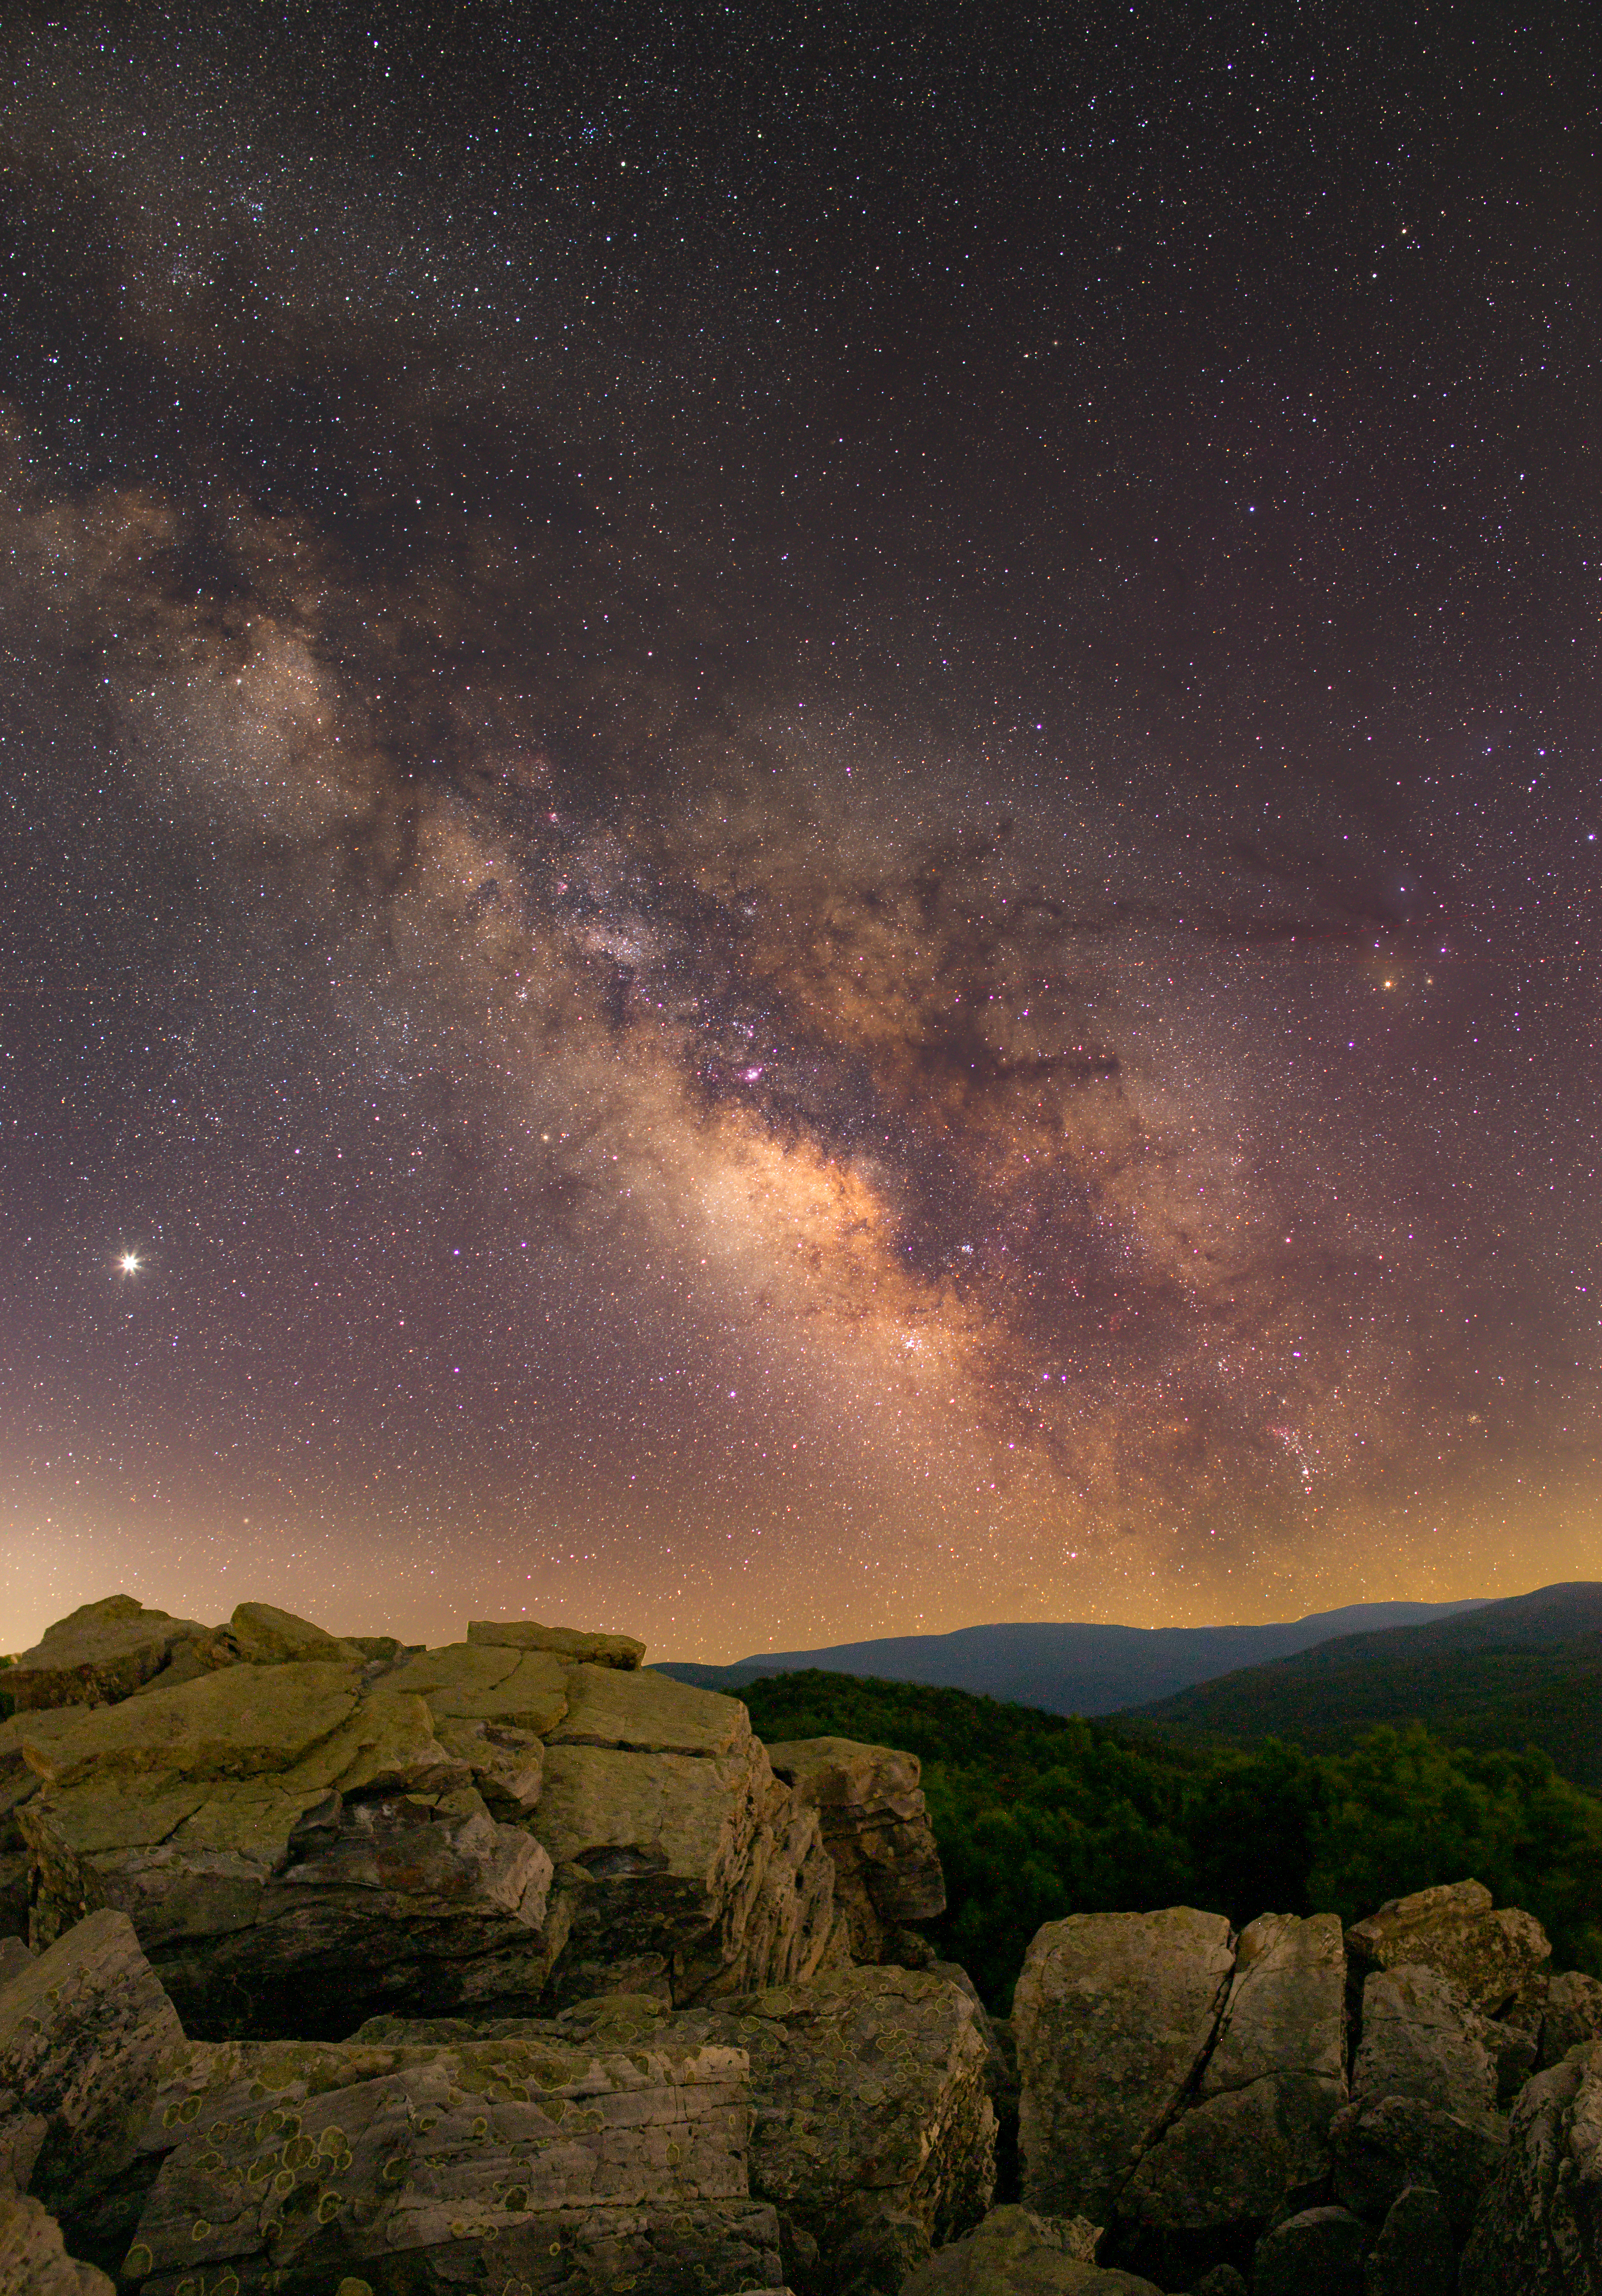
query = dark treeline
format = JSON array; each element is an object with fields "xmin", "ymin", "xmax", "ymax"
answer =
[{"xmin": 741, "ymin": 1670, "xmax": 1602, "ymax": 2012}]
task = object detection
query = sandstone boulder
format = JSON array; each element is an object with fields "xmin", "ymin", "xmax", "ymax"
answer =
[
  {"xmin": 7, "ymin": 1664, "xmax": 559, "ymax": 2039},
  {"xmin": 533, "ymin": 1732, "xmax": 837, "ymax": 2008},
  {"xmin": 1363, "ymin": 2183, "xmax": 1456, "ymax": 2296},
  {"xmin": 1252, "ymin": 2205, "xmax": 1370, "ymax": 2296},
  {"xmin": 0, "ymin": 1909, "xmax": 185, "ymax": 2226},
  {"xmin": 117, "ymin": 2016, "xmax": 780, "ymax": 2296},
  {"xmin": 1351, "ymin": 1962, "xmax": 1499, "ymax": 2118},
  {"xmin": 220, "ymin": 1603, "xmax": 367, "ymax": 1668},
  {"xmin": 1346, "ymin": 1879, "xmax": 1551, "ymax": 2019},
  {"xmin": 898, "ymin": 2206, "xmax": 1159, "ymax": 2296},
  {"xmin": 765, "ymin": 1738, "xmax": 945, "ymax": 1962},
  {"xmin": 1330, "ymin": 2091, "xmax": 1504, "ymax": 2236},
  {"xmin": 0, "ymin": 2190, "xmax": 115, "ymax": 2296},
  {"xmin": 1013, "ymin": 1907, "xmax": 1234, "ymax": 2222},
  {"xmin": 1458, "ymin": 2037, "xmax": 1602, "ymax": 2293},
  {"xmin": 1537, "ymin": 1966, "xmax": 1602, "ymax": 2068},
  {"xmin": 5, "ymin": 1599, "xmax": 218, "ymax": 1714},
  {"xmin": 679, "ymin": 1965, "xmax": 996, "ymax": 2294},
  {"xmin": 470, "ymin": 1616, "xmax": 646, "ymax": 1668},
  {"xmin": 5, "ymin": 1627, "xmax": 845, "ymax": 2037},
  {"xmin": 1115, "ymin": 1910, "xmax": 1346, "ymax": 2278}
]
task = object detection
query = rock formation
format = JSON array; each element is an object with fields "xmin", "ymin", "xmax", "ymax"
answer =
[
  {"xmin": 6, "ymin": 1591, "xmax": 1602, "ymax": 2296},
  {"xmin": 0, "ymin": 1602, "xmax": 845, "ymax": 2037},
  {"xmin": 764, "ymin": 1738, "xmax": 946, "ymax": 1963}
]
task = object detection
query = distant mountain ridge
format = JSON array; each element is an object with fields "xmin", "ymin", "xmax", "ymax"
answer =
[
  {"xmin": 653, "ymin": 1595, "xmax": 1487, "ymax": 1718},
  {"xmin": 1130, "ymin": 1579, "xmax": 1602, "ymax": 1786}
]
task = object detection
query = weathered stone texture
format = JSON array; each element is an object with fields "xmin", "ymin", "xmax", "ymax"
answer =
[
  {"xmin": 899, "ymin": 2206, "xmax": 1159, "ymax": 2296},
  {"xmin": 534, "ymin": 1735, "xmax": 837, "ymax": 2008},
  {"xmin": 680, "ymin": 1965, "xmax": 996, "ymax": 2293},
  {"xmin": 1537, "ymin": 1966, "xmax": 1602, "ymax": 2068},
  {"xmin": 4, "ymin": 1599, "xmax": 217, "ymax": 1716},
  {"xmin": 0, "ymin": 1909, "xmax": 186, "ymax": 2224},
  {"xmin": 765, "ymin": 1738, "xmax": 946, "ymax": 1963},
  {"xmin": 469, "ymin": 1618, "xmax": 646, "ymax": 1670},
  {"xmin": 0, "ymin": 2189, "xmax": 117, "ymax": 2296},
  {"xmin": 1351, "ymin": 1962, "xmax": 1499, "ymax": 2118},
  {"xmin": 1118, "ymin": 1910, "xmax": 1347, "ymax": 2266},
  {"xmin": 117, "ymin": 2021, "xmax": 775, "ymax": 2296},
  {"xmin": 1458, "ymin": 2037, "xmax": 1602, "ymax": 2294},
  {"xmin": 1013, "ymin": 1907, "xmax": 1234, "ymax": 2222}
]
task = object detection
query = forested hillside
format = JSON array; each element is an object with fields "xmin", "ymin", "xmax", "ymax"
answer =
[{"xmin": 740, "ymin": 1669, "xmax": 1602, "ymax": 2010}]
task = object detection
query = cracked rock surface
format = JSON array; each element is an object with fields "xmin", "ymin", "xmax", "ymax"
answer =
[{"xmin": 1, "ymin": 1607, "xmax": 848, "ymax": 2039}]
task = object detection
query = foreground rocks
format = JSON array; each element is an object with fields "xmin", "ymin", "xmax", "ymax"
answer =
[
  {"xmin": 1013, "ymin": 1907, "xmax": 1236, "ymax": 2225},
  {"xmin": 0, "ymin": 2190, "xmax": 115, "ymax": 2296},
  {"xmin": 1008, "ymin": 1879, "xmax": 1569, "ymax": 2291},
  {"xmin": 0, "ymin": 1601, "xmax": 862, "ymax": 2038},
  {"xmin": 765, "ymin": 1738, "xmax": 946, "ymax": 1964},
  {"xmin": 0, "ymin": 1909, "xmax": 186, "ymax": 2227},
  {"xmin": 8, "ymin": 1589, "xmax": 1602, "ymax": 2296},
  {"xmin": 1458, "ymin": 2037, "xmax": 1602, "ymax": 2293},
  {"xmin": 900, "ymin": 2206, "xmax": 1156, "ymax": 2295},
  {"xmin": 358, "ymin": 1964, "xmax": 996, "ymax": 2296}
]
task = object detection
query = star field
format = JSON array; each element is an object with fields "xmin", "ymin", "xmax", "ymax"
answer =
[{"xmin": 1, "ymin": 4, "xmax": 1599, "ymax": 1655}]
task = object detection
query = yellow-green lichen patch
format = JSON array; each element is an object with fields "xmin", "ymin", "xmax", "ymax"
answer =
[{"xmin": 123, "ymin": 2243, "xmax": 154, "ymax": 2279}]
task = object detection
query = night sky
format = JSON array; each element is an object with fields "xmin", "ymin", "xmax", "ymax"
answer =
[{"xmin": 2, "ymin": 5, "xmax": 1599, "ymax": 1658}]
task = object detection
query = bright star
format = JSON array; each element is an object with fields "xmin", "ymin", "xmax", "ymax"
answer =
[{"xmin": 119, "ymin": 1252, "xmax": 141, "ymax": 1275}]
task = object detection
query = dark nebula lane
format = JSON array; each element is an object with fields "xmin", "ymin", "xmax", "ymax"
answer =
[{"xmin": 0, "ymin": 6, "xmax": 1598, "ymax": 1655}]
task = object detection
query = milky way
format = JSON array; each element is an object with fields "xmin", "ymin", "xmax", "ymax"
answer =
[{"xmin": 1, "ymin": 8, "xmax": 1598, "ymax": 1654}]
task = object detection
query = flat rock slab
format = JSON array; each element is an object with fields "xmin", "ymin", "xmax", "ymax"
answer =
[
  {"xmin": 470, "ymin": 1620, "xmax": 645, "ymax": 1670},
  {"xmin": 382, "ymin": 1645, "xmax": 569, "ymax": 1736},
  {"xmin": 1459, "ymin": 2039, "xmax": 1602, "ymax": 2294},
  {"xmin": 414, "ymin": 1973, "xmax": 993, "ymax": 2296},
  {"xmin": 548, "ymin": 1666, "xmax": 750, "ymax": 1758},
  {"xmin": 1014, "ymin": 1907, "xmax": 1234, "ymax": 2222},
  {"xmin": 0, "ymin": 2189, "xmax": 116, "ymax": 2295},
  {"xmin": 7, "ymin": 1600, "xmax": 216, "ymax": 1717},
  {"xmin": 0, "ymin": 1908, "xmax": 186, "ymax": 2222},
  {"xmin": 2, "ymin": 1663, "xmax": 365, "ymax": 1789},
  {"xmin": 120, "ymin": 2023, "xmax": 767, "ymax": 2296}
]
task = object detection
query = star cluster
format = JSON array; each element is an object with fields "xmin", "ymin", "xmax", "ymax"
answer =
[{"xmin": 0, "ymin": 5, "xmax": 1598, "ymax": 1654}]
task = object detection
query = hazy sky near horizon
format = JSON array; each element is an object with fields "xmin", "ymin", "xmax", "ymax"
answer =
[{"xmin": 2, "ymin": 4, "xmax": 1599, "ymax": 1658}]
